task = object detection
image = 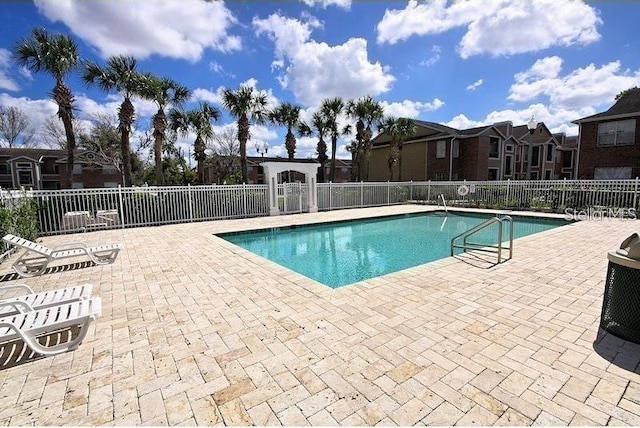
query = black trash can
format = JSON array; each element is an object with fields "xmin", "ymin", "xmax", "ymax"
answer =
[{"xmin": 600, "ymin": 250, "xmax": 640, "ymax": 343}]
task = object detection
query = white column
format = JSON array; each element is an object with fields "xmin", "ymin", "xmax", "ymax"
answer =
[{"xmin": 308, "ymin": 175, "xmax": 318, "ymax": 213}]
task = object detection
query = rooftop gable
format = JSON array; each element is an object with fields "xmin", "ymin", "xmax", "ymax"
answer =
[{"xmin": 573, "ymin": 87, "xmax": 640, "ymax": 123}]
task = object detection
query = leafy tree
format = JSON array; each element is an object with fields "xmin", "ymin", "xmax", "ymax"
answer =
[
  {"xmin": 222, "ymin": 85, "xmax": 269, "ymax": 183},
  {"xmin": 83, "ymin": 55, "xmax": 146, "ymax": 187},
  {"xmin": 41, "ymin": 115, "xmax": 87, "ymax": 149},
  {"xmin": 615, "ymin": 86, "xmax": 639, "ymax": 101},
  {"xmin": 346, "ymin": 96, "xmax": 384, "ymax": 181},
  {"xmin": 139, "ymin": 75, "xmax": 190, "ymax": 185},
  {"xmin": 78, "ymin": 113, "xmax": 121, "ymax": 169},
  {"xmin": 209, "ymin": 127, "xmax": 241, "ymax": 184},
  {"xmin": 299, "ymin": 111, "xmax": 329, "ymax": 183},
  {"xmin": 319, "ymin": 97, "xmax": 350, "ymax": 182},
  {"xmin": 169, "ymin": 102, "xmax": 221, "ymax": 184},
  {"xmin": 14, "ymin": 27, "xmax": 80, "ymax": 187},
  {"xmin": 0, "ymin": 105, "xmax": 35, "ymax": 148}
]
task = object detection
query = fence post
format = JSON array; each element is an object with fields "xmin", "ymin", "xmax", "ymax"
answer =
[
  {"xmin": 387, "ymin": 181, "xmax": 390, "ymax": 205},
  {"xmin": 410, "ymin": 180, "xmax": 413, "ymax": 201},
  {"xmin": 329, "ymin": 181, "xmax": 332, "ymax": 211},
  {"xmin": 243, "ymin": 183, "xmax": 248, "ymax": 217},
  {"xmin": 427, "ymin": 180, "xmax": 431, "ymax": 202},
  {"xmin": 188, "ymin": 183, "xmax": 194, "ymax": 222},
  {"xmin": 117, "ymin": 185, "xmax": 125, "ymax": 229},
  {"xmin": 561, "ymin": 178, "xmax": 566, "ymax": 209},
  {"xmin": 634, "ymin": 177, "xmax": 639, "ymax": 211},
  {"xmin": 360, "ymin": 181, "xmax": 364, "ymax": 207}
]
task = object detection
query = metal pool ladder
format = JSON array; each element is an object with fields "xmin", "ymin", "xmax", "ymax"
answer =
[
  {"xmin": 438, "ymin": 194, "xmax": 448, "ymax": 212},
  {"xmin": 450, "ymin": 215, "xmax": 513, "ymax": 263}
]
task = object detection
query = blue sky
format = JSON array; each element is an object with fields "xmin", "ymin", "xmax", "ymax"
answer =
[{"xmin": 1, "ymin": 0, "xmax": 639, "ymax": 162}]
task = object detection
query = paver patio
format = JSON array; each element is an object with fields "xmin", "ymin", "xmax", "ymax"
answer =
[{"xmin": 0, "ymin": 205, "xmax": 639, "ymax": 425}]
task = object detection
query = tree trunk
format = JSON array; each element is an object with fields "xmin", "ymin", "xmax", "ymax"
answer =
[
  {"xmin": 53, "ymin": 81, "xmax": 76, "ymax": 189},
  {"xmin": 153, "ymin": 109, "xmax": 166, "ymax": 185},
  {"xmin": 329, "ymin": 136, "xmax": 337, "ymax": 182},
  {"xmin": 238, "ymin": 115, "xmax": 250, "ymax": 183},
  {"xmin": 118, "ymin": 98, "xmax": 135, "ymax": 187}
]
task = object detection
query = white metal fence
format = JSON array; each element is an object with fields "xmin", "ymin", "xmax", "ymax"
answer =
[{"xmin": 2, "ymin": 179, "xmax": 639, "ymax": 237}]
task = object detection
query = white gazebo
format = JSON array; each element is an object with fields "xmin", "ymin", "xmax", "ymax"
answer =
[{"xmin": 260, "ymin": 161, "xmax": 319, "ymax": 216}]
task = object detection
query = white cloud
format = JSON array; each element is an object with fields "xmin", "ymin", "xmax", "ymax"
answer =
[
  {"xmin": 466, "ymin": 79, "xmax": 483, "ymax": 91},
  {"xmin": 509, "ymin": 56, "xmax": 640, "ymax": 109},
  {"xmin": 253, "ymin": 13, "xmax": 395, "ymax": 106},
  {"xmin": 381, "ymin": 99, "xmax": 445, "ymax": 118},
  {"xmin": 34, "ymin": 0, "xmax": 240, "ymax": 61},
  {"xmin": 376, "ymin": 0, "xmax": 601, "ymax": 58},
  {"xmin": 0, "ymin": 49, "xmax": 19, "ymax": 91},
  {"xmin": 420, "ymin": 45, "xmax": 441, "ymax": 67},
  {"xmin": 301, "ymin": 0, "xmax": 351, "ymax": 10},
  {"xmin": 191, "ymin": 78, "xmax": 279, "ymax": 111},
  {"xmin": 0, "ymin": 93, "xmax": 59, "ymax": 144}
]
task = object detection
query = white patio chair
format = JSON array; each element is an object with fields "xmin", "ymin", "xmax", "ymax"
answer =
[
  {"xmin": 0, "ymin": 297, "xmax": 101, "ymax": 356},
  {"xmin": 0, "ymin": 283, "xmax": 92, "ymax": 317},
  {"xmin": 3, "ymin": 234, "xmax": 121, "ymax": 278}
]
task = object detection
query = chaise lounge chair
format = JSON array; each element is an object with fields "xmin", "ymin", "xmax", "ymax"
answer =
[
  {"xmin": 2, "ymin": 234, "xmax": 121, "ymax": 278},
  {"xmin": 0, "ymin": 297, "xmax": 101, "ymax": 356},
  {"xmin": 0, "ymin": 283, "xmax": 92, "ymax": 317}
]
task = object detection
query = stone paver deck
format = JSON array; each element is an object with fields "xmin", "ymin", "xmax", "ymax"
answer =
[{"xmin": 1, "ymin": 205, "xmax": 639, "ymax": 426}]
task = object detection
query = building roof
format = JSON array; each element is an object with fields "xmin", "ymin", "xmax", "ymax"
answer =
[
  {"xmin": 0, "ymin": 147, "xmax": 67, "ymax": 162},
  {"xmin": 573, "ymin": 87, "xmax": 640, "ymax": 123}
]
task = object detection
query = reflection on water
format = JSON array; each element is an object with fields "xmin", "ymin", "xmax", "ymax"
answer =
[{"xmin": 220, "ymin": 212, "xmax": 569, "ymax": 288}]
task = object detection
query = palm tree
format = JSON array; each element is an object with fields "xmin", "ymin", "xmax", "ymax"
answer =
[
  {"xmin": 269, "ymin": 102, "xmax": 302, "ymax": 160},
  {"xmin": 169, "ymin": 103, "xmax": 221, "ymax": 184},
  {"xmin": 379, "ymin": 117, "xmax": 416, "ymax": 181},
  {"xmin": 139, "ymin": 75, "xmax": 190, "ymax": 185},
  {"xmin": 395, "ymin": 118, "xmax": 416, "ymax": 181},
  {"xmin": 319, "ymin": 97, "xmax": 350, "ymax": 182},
  {"xmin": 299, "ymin": 111, "xmax": 330, "ymax": 183},
  {"xmin": 14, "ymin": 28, "xmax": 80, "ymax": 188},
  {"xmin": 222, "ymin": 85, "xmax": 268, "ymax": 183},
  {"xmin": 83, "ymin": 55, "xmax": 146, "ymax": 187},
  {"xmin": 346, "ymin": 96, "xmax": 384, "ymax": 181}
]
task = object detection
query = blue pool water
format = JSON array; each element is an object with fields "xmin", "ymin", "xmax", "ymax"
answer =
[{"xmin": 218, "ymin": 212, "xmax": 570, "ymax": 288}]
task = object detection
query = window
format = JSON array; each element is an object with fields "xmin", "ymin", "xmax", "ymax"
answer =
[
  {"xmin": 452, "ymin": 140, "xmax": 459, "ymax": 158},
  {"xmin": 0, "ymin": 164, "xmax": 8, "ymax": 174},
  {"xmin": 489, "ymin": 137, "xmax": 499, "ymax": 158},
  {"xmin": 17, "ymin": 162, "xmax": 31, "ymax": 169},
  {"xmin": 546, "ymin": 144, "xmax": 553, "ymax": 161},
  {"xmin": 434, "ymin": 172, "xmax": 447, "ymax": 181},
  {"xmin": 504, "ymin": 155, "xmax": 513, "ymax": 176},
  {"xmin": 531, "ymin": 146, "xmax": 540, "ymax": 166},
  {"xmin": 505, "ymin": 144, "xmax": 514, "ymax": 153},
  {"xmin": 598, "ymin": 119, "xmax": 636, "ymax": 146},
  {"xmin": 544, "ymin": 170, "xmax": 552, "ymax": 180},
  {"xmin": 72, "ymin": 164, "xmax": 83, "ymax": 174},
  {"xmin": 103, "ymin": 182, "xmax": 119, "ymax": 188},
  {"xmin": 72, "ymin": 182, "xmax": 84, "ymax": 189},
  {"xmin": 102, "ymin": 165, "xmax": 119, "ymax": 175},
  {"xmin": 436, "ymin": 140, "xmax": 446, "ymax": 158},
  {"xmin": 488, "ymin": 168, "xmax": 498, "ymax": 181},
  {"xmin": 18, "ymin": 170, "xmax": 33, "ymax": 186},
  {"xmin": 594, "ymin": 167, "xmax": 632, "ymax": 179},
  {"xmin": 562, "ymin": 151, "xmax": 573, "ymax": 168}
]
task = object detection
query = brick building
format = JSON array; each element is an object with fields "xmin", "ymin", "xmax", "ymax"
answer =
[
  {"xmin": 573, "ymin": 88, "xmax": 640, "ymax": 179},
  {"xmin": 368, "ymin": 120, "xmax": 577, "ymax": 181},
  {"xmin": 0, "ymin": 148, "xmax": 123, "ymax": 189}
]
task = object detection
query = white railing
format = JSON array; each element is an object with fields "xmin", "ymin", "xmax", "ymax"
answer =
[
  {"xmin": 2, "ymin": 184, "xmax": 269, "ymax": 236},
  {"xmin": 2, "ymin": 179, "xmax": 639, "ymax": 237}
]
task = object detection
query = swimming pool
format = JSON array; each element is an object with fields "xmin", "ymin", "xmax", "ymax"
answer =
[{"xmin": 218, "ymin": 211, "xmax": 570, "ymax": 288}]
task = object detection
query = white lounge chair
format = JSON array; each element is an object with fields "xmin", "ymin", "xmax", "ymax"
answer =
[
  {"xmin": 0, "ymin": 283, "xmax": 92, "ymax": 317},
  {"xmin": 0, "ymin": 297, "xmax": 101, "ymax": 356},
  {"xmin": 3, "ymin": 234, "xmax": 121, "ymax": 278}
]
